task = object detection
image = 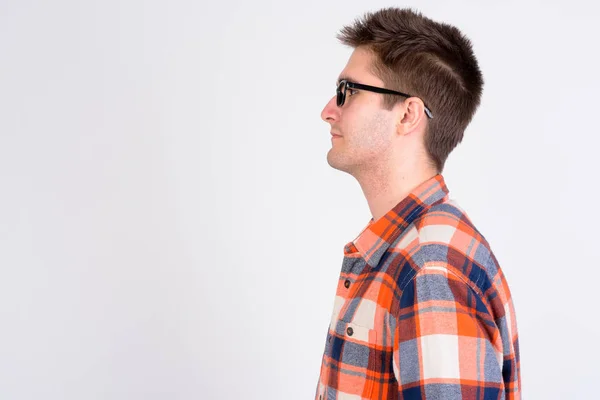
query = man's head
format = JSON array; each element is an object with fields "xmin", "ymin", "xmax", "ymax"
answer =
[{"xmin": 321, "ymin": 8, "xmax": 483, "ymax": 175}]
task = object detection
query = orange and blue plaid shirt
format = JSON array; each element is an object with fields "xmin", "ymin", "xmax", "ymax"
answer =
[{"xmin": 315, "ymin": 174, "xmax": 521, "ymax": 399}]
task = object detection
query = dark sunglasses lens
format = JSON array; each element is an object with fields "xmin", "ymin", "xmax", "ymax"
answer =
[{"xmin": 336, "ymin": 82, "xmax": 345, "ymax": 106}]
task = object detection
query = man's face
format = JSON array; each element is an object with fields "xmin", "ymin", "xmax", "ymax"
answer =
[{"xmin": 321, "ymin": 47, "xmax": 397, "ymax": 176}]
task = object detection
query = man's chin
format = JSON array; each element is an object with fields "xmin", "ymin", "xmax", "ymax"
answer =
[{"xmin": 326, "ymin": 153, "xmax": 352, "ymax": 174}]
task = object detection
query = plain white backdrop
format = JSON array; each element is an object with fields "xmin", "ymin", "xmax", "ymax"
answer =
[{"xmin": 1, "ymin": 0, "xmax": 599, "ymax": 398}]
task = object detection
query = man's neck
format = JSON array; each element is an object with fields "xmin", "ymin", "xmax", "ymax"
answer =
[{"xmin": 356, "ymin": 166, "xmax": 438, "ymax": 222}]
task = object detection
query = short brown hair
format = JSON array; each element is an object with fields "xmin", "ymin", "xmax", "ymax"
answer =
[{"xmin": 337, "ymin": 8, "xmax": 484, "ymax": 172}]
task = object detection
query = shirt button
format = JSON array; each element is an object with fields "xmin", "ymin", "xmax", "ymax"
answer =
[
  {"xmin": 344, "ymin": 279, "xmax": 350, "ymax": 288},
  {"xmin": 346, "ymin": 327, "xmax": 354, "ymax": 336}
]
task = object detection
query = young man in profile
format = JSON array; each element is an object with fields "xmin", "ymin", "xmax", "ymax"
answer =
[{"xmin": 315, "ymin": 8, "xmax": 521, "ymax": 400}]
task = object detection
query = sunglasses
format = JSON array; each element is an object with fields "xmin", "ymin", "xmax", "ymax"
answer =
[{"xmin": 336, "ymin": 79, "xmax": 433, "ymax": 119}]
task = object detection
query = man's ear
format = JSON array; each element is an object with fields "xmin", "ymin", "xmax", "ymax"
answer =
[{"xmin": 395, "ymin": 97, "xmax": 427, "ymax": 136}]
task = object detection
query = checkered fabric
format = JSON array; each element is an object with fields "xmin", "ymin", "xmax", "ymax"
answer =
[{"xmin": 315, "ymin": 174, "xmax": 520, "ymax": 399}]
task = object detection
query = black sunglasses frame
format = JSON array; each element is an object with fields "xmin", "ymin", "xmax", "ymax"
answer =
[{"xmin": 336, "ymin": 79, "xmax": 433, "ymax": 119}]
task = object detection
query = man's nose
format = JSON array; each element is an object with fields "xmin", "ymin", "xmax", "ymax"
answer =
[{"xmin": 320, "ymin": 95, "xmax": 339, "ymax": 123}]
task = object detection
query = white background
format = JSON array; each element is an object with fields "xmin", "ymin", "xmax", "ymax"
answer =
[{"xmin": 1, "ymin": 0, "xmax": 599, "ymax": 399}]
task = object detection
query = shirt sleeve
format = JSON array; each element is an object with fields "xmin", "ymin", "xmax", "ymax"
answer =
[{"xmin": 392, "ymin": 266, "xmax": 505, "ymax": 399}]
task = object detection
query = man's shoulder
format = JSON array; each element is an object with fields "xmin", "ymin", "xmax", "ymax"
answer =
[
  {"xmin": 415, "ymin": 198, "xmax": 488, "ymax": 252},
  {"xmin": 396, "ymin": 198, "xmax": 501, "ymax": 289}
]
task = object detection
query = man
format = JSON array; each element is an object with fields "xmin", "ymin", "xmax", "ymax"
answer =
[{"xmin": 315, "ymin": 8, "xmax": 521, "ymax": 400}]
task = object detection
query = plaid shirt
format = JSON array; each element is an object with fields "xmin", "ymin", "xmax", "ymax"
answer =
[{"xmin": 315, "ymin": 175, "xmax": 521, "ymax": 400}]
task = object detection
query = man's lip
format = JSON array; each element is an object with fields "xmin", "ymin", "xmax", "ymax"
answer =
[{"xmin": 331, "ymin": 132, "xmax": 342, "ymax": 137}]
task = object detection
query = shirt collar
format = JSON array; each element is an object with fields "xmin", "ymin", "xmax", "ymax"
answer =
[{"xmin": 344, "ymin": 174, "xmax": 450, "ymax": 267}]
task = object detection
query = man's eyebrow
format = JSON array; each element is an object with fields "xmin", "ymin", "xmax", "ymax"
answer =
[{"xmin": 336, "ymin": 75, "xmax": 357, "ymax": 85}]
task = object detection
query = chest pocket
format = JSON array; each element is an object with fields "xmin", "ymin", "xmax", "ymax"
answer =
[{"xmin": 322, "ymin": 320, "xmax": 378, "ymax": 399}]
